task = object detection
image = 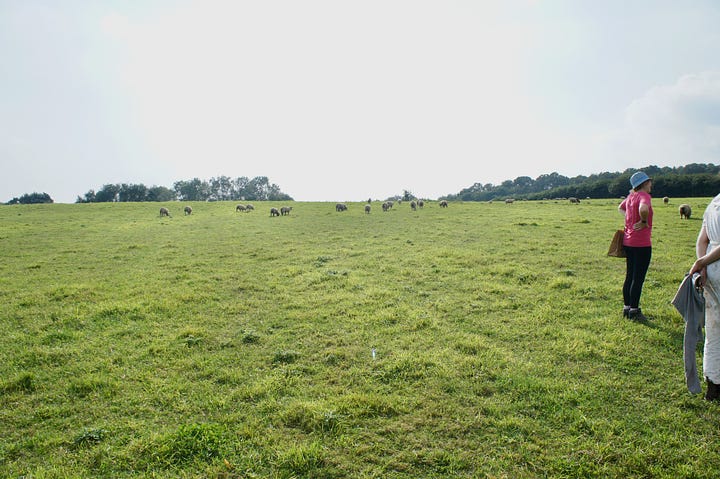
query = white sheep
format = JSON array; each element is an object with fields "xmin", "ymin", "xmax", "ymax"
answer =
[{"xmin": 679, "ymin": 204, "xmax": 692, "ymax": 219}]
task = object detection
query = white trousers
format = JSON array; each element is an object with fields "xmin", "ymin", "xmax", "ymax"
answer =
[{"xmin": 705, "ymin": 258, "xmax": 720, "ymax": 383}]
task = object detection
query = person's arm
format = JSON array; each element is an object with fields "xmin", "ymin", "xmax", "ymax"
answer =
[
  {"xmin": 690, "ymin": 226, "xmax": 718, "ymax": 285},
  {"xmin": 632, "ymin": 202, "xmax": 650, "ymax": 230}
]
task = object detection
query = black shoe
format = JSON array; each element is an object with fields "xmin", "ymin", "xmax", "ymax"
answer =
[
  {"xmin": 706, "ymin": 378, "xmax": 720, "ymax": 401},
  {"xmin": 628, "ymin": 308, "xmax": 648, "ymax": 321},
  {"xmin": 623, "ymin": 306, "xmax": 630, "ymax": 318}
]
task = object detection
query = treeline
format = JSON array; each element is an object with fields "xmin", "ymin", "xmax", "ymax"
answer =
[
  {"xmin": 443, "ymin": 163, "xmax": 720, "ymax": 201},
  {"xmin": 6, "ymin": 192, "xmax": 54, "ymax": 204},
  {"xmin": 76, "ymin": 176, "xmax": 293, "ymax": 203}
]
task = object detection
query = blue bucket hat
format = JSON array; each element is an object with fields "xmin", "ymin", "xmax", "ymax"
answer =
[{"xmin": 630, "ymin": 171, "xmax": 651, "ymax": 189}]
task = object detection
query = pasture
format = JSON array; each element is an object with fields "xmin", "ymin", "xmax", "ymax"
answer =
[{"xmin": 0, "ymin": 198, "xmax": 718, "ymax": 478}]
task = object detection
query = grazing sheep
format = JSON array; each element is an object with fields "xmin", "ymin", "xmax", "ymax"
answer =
[
  {"xmin": 280, "ymin": 206, "xmax": 292, "ymax": 216},
  {"xmin": 159, "ymin": 207, "xmax": 170, "ymax": 217},
  {"xmin": 663, "ymin": 197, "xmax": 669, "ymax": 205},
  {"xmin": 410, "ymin": 201, "xmax": 417, "ymax": 211},
  {"xmin": 365, "ymin": 204, "xmax": 371, "ymax": 214},
  {"xmin": 382, "ymin": 202, "xmax": 391, "ymax": 212},
  {"xmin": 245, "ymin": 204, "xmax": 254, "ymax": 211},
  {"xmin": 336, "ymin": 203, "xmax": 347, "ymax": 212},
  {"xmin": 439, "ymin": 200, "xmax": 448, "ymax": 208},
  {"xmin": 270, "ymin": 207, "xmax": 280, "ymax": 217},
  {"xmin": 184, "ymin": 206, "xmax": 192, "ymax": 215},
  {"xmin": 236, "ymin": 204, "xmax": 246, "ymax": 212},
  {"xmin": 505, "ymin": 198, "xmax": 515, "ymax": 204},
  {"xmin": 569, "ymin": 197, "xmax": 580, "ymax": 204},
  {"xmin": 418, "ymin": 200, "xmax": 424, "ymax": 208},
  {"xmin": 679, "ymin": 204, "xmax": 692, "ymax": 219}
]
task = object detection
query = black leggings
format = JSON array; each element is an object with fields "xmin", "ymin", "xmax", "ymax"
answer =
[{"xmin": 623, "ymin": 246, "xmax": 652, "ymax": 309}]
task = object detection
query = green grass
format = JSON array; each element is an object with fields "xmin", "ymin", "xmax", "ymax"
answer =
[{"xmin": 0, "ymin": 198, "xmax": 717, "ymax": 478}]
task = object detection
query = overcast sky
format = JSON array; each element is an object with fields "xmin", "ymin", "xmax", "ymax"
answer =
[{"xmin": 2, "ymin": 1, "xmax": 720, "ymax": 203}]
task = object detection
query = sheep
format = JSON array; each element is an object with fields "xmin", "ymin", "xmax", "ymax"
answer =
[
  {"xmin": 569, "ymin": 197, "xmax": 580, "ymax": 204},
  {"xmin": 280, "ymin": 206, "xmax": 292, "ymax": 216},
  {"xmin": 505, "ymin": 198, "xmax": 515, "ymax": 204},
  {"xmin": 184, "ymin": 206, "xmax": 193, "ymax": 215},
  {"xmin": 236, "ymin": 204, "xmax": 246, "ymax": 212},
  {"xmin": 245, "ymin": 204, "xmax": 254, "ymax": 211},
  {"xmin": 679, "ymin": 204, "xmax": 692, "ymax": 219},
  {"xmin": 663, "ymin": 197, "xmax": 669, "ymax": 205},
  {"xmin": 159, "ymin": 207, "xmax": 170, "ymax": 217},
  {"xmin": 365, "ymin": 204, "xmax": 371, "ymax": 214},
  {"xmin": 418, "ymin": 200, "xmax": 424, "ymax": 208},
  {"xmin": 270, "ymin": 207, "xmax": 280, "ymax": 217},
  {"xmin": 410, "ymin": 201, "xmax": 417, "ymax": 211},
  {"xmin": 382, "ymin": 202, "xmax": 391, "ymax": 212},
  {"xmin": 439, "ymin": 200, "xmax": 448, "ymax": 208},
  {"xmin": 336, "ymin": 203, "xmax": 347, "ymax": 212}
]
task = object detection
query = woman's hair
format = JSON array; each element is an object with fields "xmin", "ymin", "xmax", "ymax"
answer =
[{"xmin": 633, "ymin": 180, "xmax": 651, "ymax": 193}]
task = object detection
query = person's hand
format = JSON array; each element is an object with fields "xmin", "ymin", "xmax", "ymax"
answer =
[
  {"xmin": 632, "ymin": 220, "xmax": 647, "ymax": 230},
  {"xmin": 690, "ymin": 259, "xmax": 706, "ymax": 286}
]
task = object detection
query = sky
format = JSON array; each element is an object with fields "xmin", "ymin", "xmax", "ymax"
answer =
[{"xmin": 2, "ymin": 1, "xmax": 720, "ymax": 203}]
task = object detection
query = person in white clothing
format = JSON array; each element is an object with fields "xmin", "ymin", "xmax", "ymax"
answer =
[{"xmin": 689, "ymin": 193, "xmax": 720, "ymax": 400}]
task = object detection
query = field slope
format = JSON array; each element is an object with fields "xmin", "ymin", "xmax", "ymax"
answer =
[{"xmin": 1, "ymin": 199, "xmax": 718, "ymax": 478}]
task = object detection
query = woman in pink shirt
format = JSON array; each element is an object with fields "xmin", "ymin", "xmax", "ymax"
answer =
[{"xmin": 618, "ymin": 171, "xmax": 653, "ymax": 321}]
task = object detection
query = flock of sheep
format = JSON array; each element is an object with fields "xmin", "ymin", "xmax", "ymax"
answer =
[
  {"xmin": 158, "ymin": 197, "xmax": 694, "ymax": 219},
  {"xmin": 156, "ymin": 199, "xmax": 453, "ymax": 218}
]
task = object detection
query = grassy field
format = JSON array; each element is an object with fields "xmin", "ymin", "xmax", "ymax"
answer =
[{"xmin": 1, "ymin": 198, "xmax": 718, "ymax": 478}]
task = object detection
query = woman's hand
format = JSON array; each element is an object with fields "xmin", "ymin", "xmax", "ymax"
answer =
[
  {"xmin": 690, "ymin": 259, "xmax": 704, "ymax": 276},
  {"xmin": 690, "ymin": 259, "xmax": 707, "ymax": 287},
  {"xmin": 632, "ymin": 220, "xmax": 648, "ymax": 230}
]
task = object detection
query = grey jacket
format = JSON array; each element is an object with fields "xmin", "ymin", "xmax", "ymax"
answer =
[{"xmin": 671, "ymin": 273, "xmax": 705, "ymax": 394}]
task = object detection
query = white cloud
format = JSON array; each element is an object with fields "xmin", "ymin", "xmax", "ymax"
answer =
[{"xmin": 603, "ymin": 72, "xmax": 720, "ymax": 170}]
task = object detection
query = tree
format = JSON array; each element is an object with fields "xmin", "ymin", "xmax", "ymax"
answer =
[
  {"xmin": 6, "ymin": 192, "xmax": 53, "ymax": 204},
  {"xmin": 118, "ymin": 183, "xmax": 149, "ymax": 202},
  {"xmin": 209, "ymin": 176, "xmax": 234, "ymax": 201},
  {"xmin": 513, "ymin": 176, "xmax": 534, "ymax": 188},
  {"xmin": 76, "ymin": 190, "xmax": 96, "ymax": 203},
  {"xmin": 147, "ymin": 186, "xmax": 176, "ymax": 202},
  {"xmin": 174, "ymin": 178, "xmax": 209, "ymax": 201},
  {"xmin": 534, "ymin": 172, "xmax": 569, "ymax": 190},
  {"xmin": 232, "ymin": 176, "xmax": 250, "ymax": 200},
  {"xmin": 94, "ymin": 184, "xmax": 121, "ymax": 202}
]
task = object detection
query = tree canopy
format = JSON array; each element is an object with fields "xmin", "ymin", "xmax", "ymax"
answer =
[
  {"xmin": 442, "ymin": 164, "xmax": 720, "ymax": 201},
  {"xmin": 75, "ymin": 176, "xmax": 293, "ymax": 203},
  {"xmin": 5, "ymin": 192, "xmax": 53, "ymax": 204}
]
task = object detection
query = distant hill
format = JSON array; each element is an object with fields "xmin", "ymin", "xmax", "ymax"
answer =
[{"xmin": 442, "ymin": 163, "xmax": 720, "ymax": 201}]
